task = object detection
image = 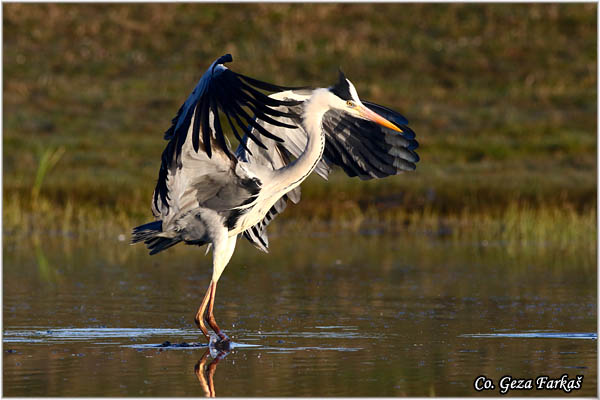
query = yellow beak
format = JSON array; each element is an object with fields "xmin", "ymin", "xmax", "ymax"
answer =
[{"xmin": 358, "ymin": 105, "xmax": 403, "ymax": 133}]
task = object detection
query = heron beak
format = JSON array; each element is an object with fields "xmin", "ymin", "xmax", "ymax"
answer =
[{"xmin": 359, "ymin": 105, "xmax": 403, "ymax": 133}]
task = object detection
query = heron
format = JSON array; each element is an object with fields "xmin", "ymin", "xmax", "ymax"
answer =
[{"xmin": 132, "ymin": 54, "xmax": 419, "ymax": 347}]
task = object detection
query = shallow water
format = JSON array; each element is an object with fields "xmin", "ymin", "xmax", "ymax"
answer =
[{"xmin": 3, "ymin": 231, "xmax": 596, "ymax": 396}]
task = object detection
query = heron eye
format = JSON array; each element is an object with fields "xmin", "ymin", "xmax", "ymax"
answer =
[{"xmin": 346, "ymin": 100, "xmax": 355, "ymax": 107}]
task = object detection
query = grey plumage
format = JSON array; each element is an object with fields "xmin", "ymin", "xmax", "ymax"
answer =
[
  {"xmin": 134, "ymin": 128, "xmax": 264, "ymax": 252},
  {"xmin": 131, "ymin": 54, "xmax": 419, "ymax": 345},
  {"xmin": 234, "ymin": 91, "xmax": 419, "ymax": 252}
]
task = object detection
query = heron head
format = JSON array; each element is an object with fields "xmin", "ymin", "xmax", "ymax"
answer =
[{"xmin": 329, "ymin": 70, "xmax": 402, "ymax": 133}]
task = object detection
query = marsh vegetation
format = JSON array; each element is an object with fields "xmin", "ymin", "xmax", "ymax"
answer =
[
  {"xmin": 3, "ymin": 4, "xmax": 596, "ymax": 253},
  {"xmin": 3, "ymin": 4, "xmax": 597, "ymax": 396}
]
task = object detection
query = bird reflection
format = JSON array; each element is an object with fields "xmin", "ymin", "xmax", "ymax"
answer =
[{"xmin": 194, "ymin": 347, "xmax": 230, "ymax": 397}]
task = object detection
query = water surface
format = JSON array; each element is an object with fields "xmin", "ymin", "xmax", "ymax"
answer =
[{"xmin": 3, "ymin": 232, "xmax": 596, "ymax": 396}]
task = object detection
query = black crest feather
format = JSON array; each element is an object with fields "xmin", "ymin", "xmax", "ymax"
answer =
[{"xmin": 330, "ymin": 69, "xmax": 353, "ymax": 101}]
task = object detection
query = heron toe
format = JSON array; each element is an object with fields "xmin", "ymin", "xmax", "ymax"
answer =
[{"xmin": 209, "ymin": 335, "xmax": 231, "ymax": 351}]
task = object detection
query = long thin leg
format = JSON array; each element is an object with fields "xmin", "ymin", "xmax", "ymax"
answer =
[
  {"xmin": 195, "ymin": 233, "xmax": 237, "ymax": 343},
  {"xmin": 194, "ymin": 282, "xmax": 213, "ymax": 340},
  {"xmin": 205, "ymin": 281, "xmax": 227, "ymax": 340}
]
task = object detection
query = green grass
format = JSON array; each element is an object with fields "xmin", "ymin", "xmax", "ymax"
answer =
[{"xmin": 2, "ymin": 3, "xmax": 597, "ymax": 249}]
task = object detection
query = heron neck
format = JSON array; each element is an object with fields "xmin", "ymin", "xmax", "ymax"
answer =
[{"xmin": 271, "ymin": 92, "xmax": 328, "ymax": 194}]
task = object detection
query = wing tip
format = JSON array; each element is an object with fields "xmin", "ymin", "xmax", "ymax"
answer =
[{"xmin": 217, "ymin": 54, "xmax": 233, "ymax": 65}]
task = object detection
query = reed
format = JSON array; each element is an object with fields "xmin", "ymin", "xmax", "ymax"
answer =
[
  {"xmin": 4, "ymin": 191, "xmax": 595, "ymax": 262},
  {"xmin": 30, "ymin": 146, "xmax": 65, "ymax": 207}
]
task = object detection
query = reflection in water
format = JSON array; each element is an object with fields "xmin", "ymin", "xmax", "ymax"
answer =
[
  {"xmin": 194, "ymin": 348, "xmax": 230, "ymax": 397},
  {"xmin": 33, "ymin": 235, "xmax": 62, "ymax": 285},
  {"xmin": 461, "ymin": 332, "xmax": 597, "ymax": 340},
  {"xmin": 3, "ymin": 233, "xmax": 596, "ymax": 396}
]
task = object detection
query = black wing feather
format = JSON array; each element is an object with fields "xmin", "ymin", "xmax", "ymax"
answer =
[
  {"xmin": 201, "ymin": 91, "xmax": 212, "ymax": 157},
  {"xmin": 236, "ymin": 72, "xmax": 305, "ymax": 93},
  {"xmin": 238, "ymin": 95, "xmax": 419, "ymax": 252},
  {"xmin": 210, "ymin": 96, "xmax": 229, "ymax": 156},
  {"xmin": 362, "ymin": 100, "xmax": 409, "ymax": 125},
  {"xmin": 321, "ymin": 107, "xmax": 419, "ymax": 180},
  {"xmin": 240, "ymin": 82, "xmax": 303, "ymax": 108},
  {"xmin": 192, "ymin": 94, "xmax": 203, "ymax": 153},
  {"xmin": 227, "ymin": 104, "xmax": 268, "ymax": 150},
  {"xmin": 153, "ymin": 54, "xmax": 308, "ymax": 214},
  {"xmin": 229, "ymin": 101, "xmax": 286, "ymax": 143},
  {"xmin": 222, "ymin": 106, "xmax": 251, "ymax": 154}
]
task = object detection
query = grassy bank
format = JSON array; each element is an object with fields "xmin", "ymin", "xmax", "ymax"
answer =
[
  {"xmin": 4, "ymin": 191, "xmax": 595, "ymax": 261},
  {"xmin": 3, "ymin": 4, "xmax": 596, "ymax": 250}
]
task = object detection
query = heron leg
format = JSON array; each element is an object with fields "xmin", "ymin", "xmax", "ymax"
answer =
[
  {"xmin": 195, "ymin": 234, "xmax": 237, "ymax": 343},
  {"xmin": 205, "ymin": 280, "xmax": 227, "ymax": 341},
  {"xmin": 194, "ymin": 282, "xmax": 213, "ymax": 340}
]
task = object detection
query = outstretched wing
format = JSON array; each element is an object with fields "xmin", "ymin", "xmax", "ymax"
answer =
[
  {"xmin": 320, "ymin": 103, "xmax": 419, "ymax": 179},
  {"xmin": 152, "ymin": 108, "xmax": 263, "ymax": 234},
  {"xmin": 153, "ymin": 54, "xmax": 304, "ymax": 217},
  {"xmin": 236, "ymin": 90, "xmax": 419, "ymax": 251},
  {"xmin": 237, "ymin": 90, "xmax": 419, "ymax": 181}
]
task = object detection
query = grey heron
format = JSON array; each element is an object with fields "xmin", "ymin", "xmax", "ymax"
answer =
[{"xmin": 132, "ymin": 54, "xmax": 419, "ymax": 346}]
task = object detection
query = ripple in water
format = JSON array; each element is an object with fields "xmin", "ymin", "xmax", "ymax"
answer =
[{"xmin": 461, "ymin": 331, "xmax": 597, "ymax": 340}]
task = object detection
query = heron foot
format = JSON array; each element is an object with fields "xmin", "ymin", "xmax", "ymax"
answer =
[{"xmin": 209, "ymin": 334, "xmax": 231, "ymax": 351}]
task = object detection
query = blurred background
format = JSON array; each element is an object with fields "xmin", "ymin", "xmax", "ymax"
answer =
[
  {"xmin": 3, "ymin": 4, "xmax": 597, "ymax": 396},
  {"xmin": 3, "ymin": 3, "xmax": 596, "ymax": 247}
]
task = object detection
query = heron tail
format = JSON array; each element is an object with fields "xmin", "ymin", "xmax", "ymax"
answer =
[{"xmin": 131, "ymin": 220, "xmax": 182, "ymax": 255}]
